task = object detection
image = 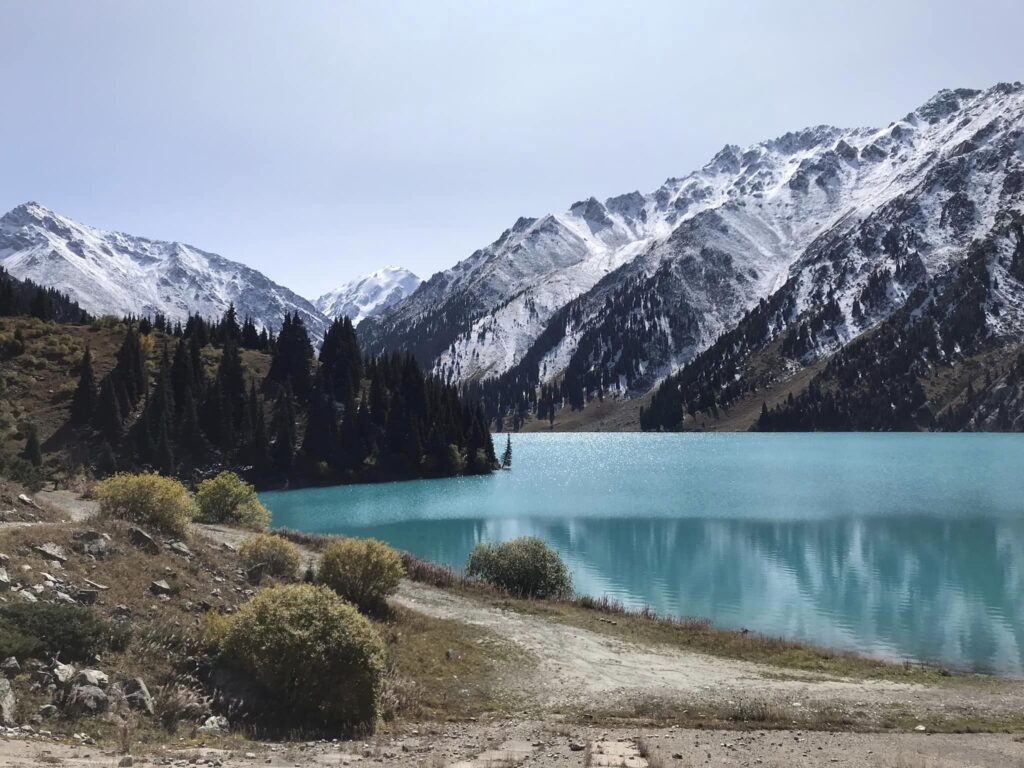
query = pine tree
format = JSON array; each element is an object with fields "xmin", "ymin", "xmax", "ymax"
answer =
[
  {"xmin": 501, "ymin": 433, "xmax": 512, "ymax": 469},
  {"xmin": 21, "ymin": 424, "xmax": 42, "ymax": 467},
  {"xmin": 270, "ymin": 387, "xmax": 296, "ymax": 471},
  {"xmin": 94, "ymin": 375, "xmax": 125, "ymax": 441},
  {"xmin": 70, "ymin": 346, "xmax": 97, "ymax": 426}
]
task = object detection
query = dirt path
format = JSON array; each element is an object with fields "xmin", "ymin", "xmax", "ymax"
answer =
[{"xmin": 391, "ymin": 581, "xmax": 1024, "ymax": 723}]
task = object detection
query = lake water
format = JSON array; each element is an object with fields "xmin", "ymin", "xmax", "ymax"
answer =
[{"xmin": 262, "ymin": 433, "xmax": 1024, "ymax": 675}]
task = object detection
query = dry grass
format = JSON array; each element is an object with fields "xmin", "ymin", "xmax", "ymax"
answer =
[{"xmin": 377, "ymin": 604, "xmax": 531, "ymax": 720}]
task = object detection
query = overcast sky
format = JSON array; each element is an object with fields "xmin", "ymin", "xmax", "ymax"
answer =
[{"xmin": 1, "ymin": 0, "xmax": 1021, "ymax": 299}]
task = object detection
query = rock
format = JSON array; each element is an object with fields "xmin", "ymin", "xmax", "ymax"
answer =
[
  {"xmin": 569, "ymin": 741, "xmax": 586, "ymax": 752},
  {"xmin": 72, "ymin": 533, "xmax": 110, "ymax": 560},
  {"xmin": 17, "ymin": 493, "xmax": 37, "ymax": 507},
  {"xmin": 32, "ymin": 543, "xmax": 68, "ymax": 564},
  {"xmin": 0, "ymin": 678, "xmax": 16, "ymax": 726},
  {"xmin": 0, "ymin": 567, "xmax": 10, "ymax": 591},
  {"xmin": 129, "ymin": 527, "xmax": 160, "ymax": 555},
  {"xmin": 198, "ymin": 714, "xmax": 229, "ymax": 733},
  {"xmin": 64, "ymin": 684, "xmax": 109, "ymax": 717},
  {"xmin": 52, "ymin": 662, "xmax": 76, "ymax": 685},
  {"xmin": 167, "ymin": 541, "xmax": 193, "ymax": 558},
  {"xmin": 0, "ymin": 553, "xmax": 8, "ymax": 564},
  {"xmin": 75, "ymin": 589, "xmax": 99, "ymax": 606},
  {"xmin": 73, "ymin": 670, "xmax": 109, "ymax": 689},
  {"xmin": 54, "ymin": 591, "xmax": 76, "ymax": 604},
  {"xmin": 124, "ymin": 678, "xmax": 154, "ymax": 715},
  {"xmin": 38, "ymin": 704, "xmax": 58, "ymax": 719},
  {"xmin": 14, "ymin": 589, "xmax": 38, "ymax": 603},
  {"xmin": 119, "ymin": 757, "xmax": 134, "ymax": 767},
  {"xmin": 1, "ymin": 657, "xmax": 20, "ymax": 679},
  {"xmin": 150, "ymin": 580, "xmax": 173, "ymax": 596},
  {"xmin": 111, "ymin": 604, "xmax": 132, "ymax": 619},
  {"xmin": 915, "ymin": 724, "xmax": 927, "ymax": 732}
]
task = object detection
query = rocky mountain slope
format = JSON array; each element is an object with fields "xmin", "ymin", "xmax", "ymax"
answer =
[
  {"xmin": 0, "ymin": 202, "xmax": 329, "ymax": 339},
  {"xmin": 315, "ymin": 266, "xmax": 421, "ymax": 325},
  {"xmin": 360, "ymin": 83, "xmax": 1024, "ymax": 427}
]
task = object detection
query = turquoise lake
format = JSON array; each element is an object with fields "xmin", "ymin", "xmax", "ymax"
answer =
[{"xmin": 262, "ymin": 433, "xmax": 1024, "ymax": 675}]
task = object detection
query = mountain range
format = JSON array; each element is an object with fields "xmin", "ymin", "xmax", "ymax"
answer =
[
  {"xmin": 0, "ymin": 204, "xmax": 420, "ymax": 341},
  {"xmin": 3, "ymin": 82, "xmax": 1023, "ymax": 430},
  {"xmin": 358, "ymin": 81, "xmax": 1024, "ymax": 429}
]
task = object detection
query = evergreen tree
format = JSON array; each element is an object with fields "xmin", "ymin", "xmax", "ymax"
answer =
[
  {"xmin": 70, "ymin": 346, "xmax": 97, "ymax": 426},
  {"xmin": 21, "ymin": 424, "xmax": 42, "ymax": 467},
  {"xmin": 501, "ymin": 434, "xmax": 512, "ymax": 468},
  {"xmin": 94, "ymin": 375, "xmax": 125, "ymax": 441},
  {"xmin": 270, "ymin": 387, "xmax": 297, "ymax": 471}
]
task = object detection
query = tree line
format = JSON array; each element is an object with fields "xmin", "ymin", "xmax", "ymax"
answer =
[{"xmin": 69, "ymin": 306, "xmax": 496, "ymax": 486}]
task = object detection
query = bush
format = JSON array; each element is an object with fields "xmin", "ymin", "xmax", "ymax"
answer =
[
  {"xmin": 239, "ymin": 534, "xmax": 301, "ymax": 580},
  {"xmin": 221, "ymin": 584, "xmax": 386, "ymax": 731},
  {"xmin": 0, "ymin": 603, "xmax": 130, "ymax": 661},
  {"xmin": 95, "ymin": 472, "xmax": 197, "ymax": 536},
  {"xmin": 195, "ymin": 471, "xmax": 271, "ymax": 530},
  {"xmin": 466, "ymin": 537, "xmax": 572, "ymax": 599},
  {"xmin": 317, "ymin": 538, "xmax": 404, "ymax": 613}
]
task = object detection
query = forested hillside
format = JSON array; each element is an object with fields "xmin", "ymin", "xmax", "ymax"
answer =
[{"xmin": 0, "ymin": 294, "xmax": 494, "ymax": 489}]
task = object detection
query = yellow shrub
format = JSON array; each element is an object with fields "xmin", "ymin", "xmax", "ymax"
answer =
[
  {"xmin": 195, "ymin": 471, "xmax": 270, "ymax": 530},
  {"xmin": 198, "ymin": 611, "xmax": 233, "ymax": 651},
  {"xmin": 238, "ymin": 534, "xmax": 301, "ymax": 580},
  {"xmin": 318, "ymin": 538, "xmax": 404, "ymax": 613},
  {"xmin": 95, "ymin": 472, "xmax": 198, "ymax": 536},
  {"xmin": 222, "ymin": 584, "xmax": 386, "ymax": 731}
]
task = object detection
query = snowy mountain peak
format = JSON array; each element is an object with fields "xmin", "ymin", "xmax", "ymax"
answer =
[
  {"xmin": 314, "ymin": 266, "xmax": 421, "ymax": 325},
  {"xmin": 0, "ymin": 203, "xmax": 329, "ymax": 339}
]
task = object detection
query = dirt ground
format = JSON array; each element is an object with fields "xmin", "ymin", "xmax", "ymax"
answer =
[{"xmin": 2, "ymin": 721, "xmax": 1024, "ymax": 767}]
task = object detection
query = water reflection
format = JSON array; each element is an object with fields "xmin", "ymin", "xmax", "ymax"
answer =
[{"xmin": 263, "ymin": 433, "xmax": 1024, "ymax": 674}]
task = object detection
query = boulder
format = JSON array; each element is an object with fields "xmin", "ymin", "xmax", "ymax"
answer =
[
  {"xmin": 72, "ymin": 669, "xmax": 109, "ymax": 689},
  {"xmin": 1, "ymin": 657, "xmax": 20, "ymax": 679},
  {"xmin": 0, "ymin": 678, "xmax": 15, "ymax": 726},
  {"xmin": 167, "ymin": 541, "xmax": 193, "ymax": 558},
  {"xmin": 32, "ymin": 543, "xmax": 68, "ymax": 564},
  {"xmin": 198, "ymin": 714, "xmax": 229, "ymax": 733},
  {"xmin": 64, "ymin": 684, "xmax": 109, "ymax": 717},
  {"xmin": 72, "ymin": 532, "xmax": 110, "ymax": 560},
  {"xmin": 149, "ymin": 580, "xmax": 173, "ymax": 596},
  {"xmin": 75, "ymin": 589, "xmax": 99, "ymax": 606},
  {"xmin": 129, "ymin": 527, "xmax": 160, "ymax": 555},
  {"xmin": 52, "ymin": 662, "xmax": 76, "ymax": 686},
  {"xmin": 14, "ymin": 589, "xmax": 38, "ymax": 603},
  {"xmin": 124, "ymin": 677, "xmax": 154, "ymax": 715},
  {"xmin": 0, "ymin": 567, "xmax": 10, "ymax": 591},
  {"xmin": 38, "ymin": 704, "xmax": 58, "ymax": 719},
  {"xmin": 53, "ymin": 591, "xmax": 76, "ymax": 605}
]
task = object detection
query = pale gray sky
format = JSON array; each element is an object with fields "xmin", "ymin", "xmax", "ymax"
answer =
[{"xmin": 1, "ymin": 0, "xmax": 1021, "ymax": 298}]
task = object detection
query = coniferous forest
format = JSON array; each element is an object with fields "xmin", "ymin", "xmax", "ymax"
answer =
[{"xmin": 65, "ymin": 307, "xmax": 496, "ymax": 488}]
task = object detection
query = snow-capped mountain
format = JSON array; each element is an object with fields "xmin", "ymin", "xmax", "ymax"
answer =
[
  {"xmin": 360, "ymin": 83, "xmax": 1024, "ymax": 406},
  {"xmin": 0, "ymin": 203, "xmax": 330, "ymax": 339},
  {"xmin": 315, "ymin": 267, "xmax": 421, "ymax": 325}
]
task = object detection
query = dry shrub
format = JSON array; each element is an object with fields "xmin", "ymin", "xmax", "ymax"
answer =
[
  {"xmin": 238, "ymin": 534, "xmax": 301, "ymax": 580},
  {"xmin": 196, "ymin": 471, "xmax": 271, "ymax": 530},
  {"xmin": 95, "ymin": 472, "xmax": 197, "ymax": 536},
  {"xmin": 221, "ymin": 584, "xmax": 386, "ymax": 732},
  {"xmin": 317, "ymin": 538, "xmax": 405, "ymax": 613}
]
